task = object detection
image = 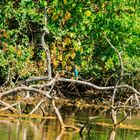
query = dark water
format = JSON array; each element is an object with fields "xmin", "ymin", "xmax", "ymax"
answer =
[{"xmin": 0, "ymin": 105, "xmax": 140, "ymax": 140}]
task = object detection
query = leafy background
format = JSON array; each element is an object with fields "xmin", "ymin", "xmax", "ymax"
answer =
[{"xmin": 0, "ymin": 0, "xmax": 140, "ymax": 87}]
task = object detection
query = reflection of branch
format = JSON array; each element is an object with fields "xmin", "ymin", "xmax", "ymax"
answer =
[
  {"xmin": 52, "ymin": 100, "xmax": 65, "ymax": 129},
  {"xmin": 29, "ymin": 99, "xmax": 45, "ymax": 115},
  {"xmin": 116, "ymin": 106, "xmax": 135, "ymax": 125},
  {"xmin": 52, "ymin": 99, "xmax": 80, "ymax": 131},
  {"xmin": 109, "ymin": 129, "xmax": 116, "ymax": 140},
  {"xmin": 23, "ymin": 128, "xmax": 27, "ymax": 140},
  {"xmin": 56, "ymin": 130, "xmax": 64, "ymax": 140}
]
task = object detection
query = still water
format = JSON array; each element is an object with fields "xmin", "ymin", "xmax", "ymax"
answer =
[{"xmin": 0, "ymin": 105, "xmax": 140, "ymax": 140}]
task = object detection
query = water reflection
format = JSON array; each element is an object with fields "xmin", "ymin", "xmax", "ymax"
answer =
[
  {"xmin": 109, "ymin": 129, "xmax": 116, "ymax": 140},
  {"xmin": 0, "ymin": 106, "xmax": 140, "ymax": 140}
]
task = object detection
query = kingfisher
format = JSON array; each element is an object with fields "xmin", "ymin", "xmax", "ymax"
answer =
[{"xmin": 74, "ymin": 67, "xmax": 78, "ymax": 80}]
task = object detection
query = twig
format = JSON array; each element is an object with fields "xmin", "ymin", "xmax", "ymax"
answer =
[
  {"xmin": 124, "ymin": 95, "xmax": 134, "ymax": 105},
  {"xmin": 0, "ymin": 100, "xmax": 22, "ymax": 111},
  {"xmin": 105, "ymin": 35, "xmax": 124, "ymax": 78},
  {"xmin": 0, "ymin": 100, "xmax": 19, "ymax": 113}
]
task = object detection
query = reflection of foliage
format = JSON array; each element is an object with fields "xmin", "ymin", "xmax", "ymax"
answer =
[{"xmin": 0, "ymin": 0, "xmax": 140, "ymax": 85}]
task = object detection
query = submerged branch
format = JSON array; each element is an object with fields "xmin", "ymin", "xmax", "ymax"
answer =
[
  {"xmin": 52, "ymin": 100, "xmax": 65, "ymax": 129},
  {"xmin": 29, "ymin": 99, "xmax": 45, "ymax": 115}
]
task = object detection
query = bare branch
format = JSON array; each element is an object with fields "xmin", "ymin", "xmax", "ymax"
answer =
[
  {"xmin": 41, "ymin": 32, "xmax": 52, "ymax": 79},
  {"xmin": 0, "ymin": 100, "xmax": 22, "ymax": 111},
  {"xmin": 56, "ymin": 77, "xmax": 140, "ymax": 95},
  {"xmin": 105, "ymin": 36, "xmax": 124, "ymax": 77},
  {"xmin": 0, "ymin": 86, "xmax": 52, "ymax": 99},
  {"xmin": 0, "ymin": 100, "xmax": 19, "ymax": 113}
]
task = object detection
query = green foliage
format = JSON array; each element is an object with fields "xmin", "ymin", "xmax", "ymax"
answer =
[{"xmin": 0, "ymin": 0, "xmax": 140, "ymax": 85}]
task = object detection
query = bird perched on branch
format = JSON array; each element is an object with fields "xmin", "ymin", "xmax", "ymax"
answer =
[{"xmin": 74, "ymin": 66, "xmax": 78, "ymax": 80}]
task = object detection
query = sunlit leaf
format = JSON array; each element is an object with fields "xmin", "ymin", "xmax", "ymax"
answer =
[
  {"xmin": 71, "ymin": 52, "xmax": 76, "ymax": 59},
  {"xmin": 53, "ymin": 60, "xmax": 59, "ymax": 68},
  {"xmin": 81, "ymin": 61, "xmax": 86, "ymax": 67},
  {"xmin": 42, "ymin": 51, "xmax": 46, "ymax": 58},
  {"xmin": 64, "ymin": 11, "xmax": 71, "ymax": 20},
  {"xmin": 79, "ymin": 47, "xmax": 83, "ymax": 53},
  {"xmin": 17, "ymin": 50, "xmax": 22, "ymax": 56},
  {"xmin": 62, "ymin": 60, "xmax": 67, "ymax": 67},
  {"xmin": 85, "ymin": 10, "xmax": 92, "ymax": 17},
  {"xmin": 74, "ymin": 42, "xmax": 79, "ymax": 51},
  {"xmin": 58, "ymin": 55, "xmax": 62, "ymax": 61},
  {"xmin": 63, "ymin": 0, "xmax": 67, "ymax": 5},
  {"xmin": 65, "ymin": 54, "xmax": 70, "ymax": 60},
  {"xmin": 66, "ymin": 65, "xmax": 72, "ymax": 71},
  {"xmin": 64, "ymin": 37, "xmax": 71, "ymax": 45},
  {"xmin": 52, "ymin": 14, "xmax": 58, "ymax": 21}
]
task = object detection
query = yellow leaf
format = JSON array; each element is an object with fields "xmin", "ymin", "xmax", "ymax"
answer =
[
  {"xmin": 62, "ymin": 42, "xmax": 65, "ymax": 48},
  {"xmin": 26, "ymin": 57, "xmax": 30, "ymax": 63},
  {"xmin": 58, "ymin": 55, "xmax": 62, "ymax": 61},
  {"xmin": 71, "ymin": 52, "xmax": 76, "ymax": 59},
  {"xmin": 66, "ymin": 66, "xmax": 72, "ymax": 71},
  {"xmin": 62, "ymin": 60, "xmax": 67, "ymax": 67},
  {"xmin": 63, "ymin": 0, "xmax": 67, "ymax": 5},
  {"xmin": 17, "ymin": 50, "xmax": 22, "ymax": 56},
  {"xmin": 64, "ymin": 11, "xmax": 71, "ymax": 20},
  {"xmin": 47, "ymin": 8, "xmax": 53, "ymax": 14},
  {"xmin": 42, "ymin": 51, "xmax": 46, "ymax": 58},
  {"xmin": 52, "ymin": 14, "xmax": 58, "ymax": 21},
  {"xmin": 74, "ymin": 42, "xmax": 79, "ymax": 51},
  {"xmin": 53, "ymin": 60, "xmax": 59, "ymax": 68},
  {"xmin": 64, "ymin": 37, "xmax": 71, "ymax": 45},
  {"xmin": 67, "ymin": 32, "xmax": 75, "ymax": 38},
  {"xmin": 85, "ymin": 10, "xmax": 92, "ymax": 17},
  {"xmin": 65, "ymin": 54, "xmax": 70, "ymax": 60}
]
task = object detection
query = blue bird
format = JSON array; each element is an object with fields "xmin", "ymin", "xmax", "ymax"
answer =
[{"xmin": 74, "ymin": 67, "xmax": 78, "ymax": 80}]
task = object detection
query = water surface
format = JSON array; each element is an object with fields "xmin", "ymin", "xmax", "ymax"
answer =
[{"xmin": 0, "ymin": 105, "xmax": 140, "ymax": 140}]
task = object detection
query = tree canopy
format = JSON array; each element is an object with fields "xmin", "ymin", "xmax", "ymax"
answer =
[{"xmin": 0, "ymin": 0, "xmax": 140, "ymax": 87}]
